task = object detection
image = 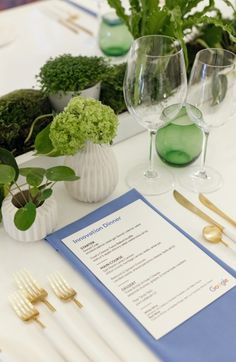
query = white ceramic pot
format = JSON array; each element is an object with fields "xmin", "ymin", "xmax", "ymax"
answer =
[
  {"xmin": 2, "ymin": 195, "xmax": 58, "ymax": 242},
  {"xmin": 49, "ymin": 82, "xmax": 101, "ymax": 112},
  {"xmin": 64, "ymin": 142, "xmax": 119, "ymax": 203}
]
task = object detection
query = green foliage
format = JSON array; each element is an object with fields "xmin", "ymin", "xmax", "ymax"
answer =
[
  {"xmin": 107, "ymin": 0, "xmax": 236, "ymax": 68},
  {"xmin": 0, "ymin": 147, "xmax": 79, "ymax": 231},
  {"xmin": 33, "ymin": 124, "xmax": 60, "ymax": 157},
  {"xmin": 0, "ymin": 147, "xmax": 19, "ymax": 222},
  {"xmin": 35, "ymin": 96, "xmax": 118, "ymax": 156},
  {"xmin": 0, "ymin": 89, "xmax": 52, "ymax": 156},
  {"xmin": 100, "ymin": 63, "xmax": 127, "ymax": 114},
  {"xmin": 0, "ymin": 147, "xmax": 19, "ymax": 180},
  {"xmin": 187, "ymin": 17, "xmax": 236, "ymax": 73},
  {"xmin": 14, "ymin": 202, "xmax": 36, "ymax": 231},
  {"xmin": 37, "ymin": 54, "xmax": 109, "ymax": 95}
]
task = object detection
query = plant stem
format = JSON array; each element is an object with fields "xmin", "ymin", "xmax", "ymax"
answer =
[
  {"xmin": 49, "ymin": 181, "xmax": 56, "ymax": 189},
  {"xmin": 24, "ymin": 113, "xmax": 53, "ymax": 144},
  {"xmin": 10, "ymin": 182, "xmax": 28, "ymax": 192},
  {"xmin": 195, "ymin": 130, "xmax": 209, "ymax": 179},
  {"xmin": 144, "ymin": 130, "xmax": 158, "ymax": 178},
  {"xmin": 15, "ymin": 182, "xmax": 29, "ymax": 204},
  {"xmin": 6, "ymin": 186, "xmax": 25, "ymax": 208}
]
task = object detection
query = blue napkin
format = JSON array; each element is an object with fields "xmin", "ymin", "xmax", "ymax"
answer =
[{"xmin": 46, "ymin": 189, "xmax": 236, "ymax": 362}]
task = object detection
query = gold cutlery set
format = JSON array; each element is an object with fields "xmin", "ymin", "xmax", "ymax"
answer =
[
  {"xmin": 9, "ymin": 270, "xmax": 122, "ymax": 362},
  {"xmin": 173, "ymin": 190, "xmax": 236, "ymax": 250},
  {"xmin": 42, "ymin": 6, "xmax": 93, "ymax": 36},
  {"xmin": 58, "ymin": 13, "xmax": 93, "ymax": 36}
]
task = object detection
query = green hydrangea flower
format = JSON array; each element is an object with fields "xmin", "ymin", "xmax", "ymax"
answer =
[{"xmin": 49, "ymin": 97, "xmax": 118, "ymax": 155}]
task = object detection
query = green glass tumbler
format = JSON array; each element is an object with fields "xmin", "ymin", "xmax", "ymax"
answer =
[
  {"xmin": 156, "ymin": 104, "xmax": 203, "ymax": 167},
  {"xmin": 98, "ymin": 11, "xmax": 133, "ymax": 57}
]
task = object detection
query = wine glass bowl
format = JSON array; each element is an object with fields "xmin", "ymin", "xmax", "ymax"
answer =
[
  {"xmin": 123, "ymin": 35, "xmax": 187, "ymax": 195},
  {"xmin": 180, "ymin": 48, "xmax": 236, "ymax": 193}
]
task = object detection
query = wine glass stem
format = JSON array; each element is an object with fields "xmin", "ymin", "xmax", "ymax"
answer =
[
  {"xmin": 197, "ymin": 130, "xmax": 210, "ymax": 179},
  {"xmin": 145, "ymin": 130, "xmax": 157, "ymax": 178}
]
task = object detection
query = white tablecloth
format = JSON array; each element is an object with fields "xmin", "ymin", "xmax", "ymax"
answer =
[{"xmin": 0, "ymin": 1, "xmax": 236, "ymax": 361}]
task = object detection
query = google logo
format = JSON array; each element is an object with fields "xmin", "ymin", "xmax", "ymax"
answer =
[{"xmin": 209, "ymin": 278, "xmax": 229, "ymax": 292}]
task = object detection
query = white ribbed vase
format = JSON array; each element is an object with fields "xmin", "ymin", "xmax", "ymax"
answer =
[
  {"xmin": 2, "ymin": 195, "xmax": 58, "ymax": 242},
  {"xmin": 64, "ymin": 142, "xmax": 119, "ymax": 202}
]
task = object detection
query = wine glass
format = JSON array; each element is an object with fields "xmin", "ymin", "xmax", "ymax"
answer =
[
  {"xmin": 123, "ymin": 35, "xmax": 187, "ymax": 195},
  {"xmin": 180, "ymin": 48, "xmax": 236, "ymax": 193}
]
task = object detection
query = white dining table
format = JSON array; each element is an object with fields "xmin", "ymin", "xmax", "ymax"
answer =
[{"xmin": 0, "ymin": 1, "xmax": 236, "ymax": 362}]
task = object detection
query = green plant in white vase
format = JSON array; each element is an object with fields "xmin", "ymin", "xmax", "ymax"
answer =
[
  {"xmin": 34, "ymin": 96, "xmax": 119, "ymax": 203},
  {"xmin": 0, "ymin": 147, "xmax": 79, "ymax": 241}
]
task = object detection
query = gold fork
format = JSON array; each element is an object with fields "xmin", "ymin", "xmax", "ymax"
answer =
[
  {"xmin": 48, "ymin": 272, "xmax": 83, "ymax": 308},
  {"xmin": 9, "ymin": 291, "xmax": 45, "ymax": 328},
  {"xmin": 9, "ymin": 291, "xmax": 87, "ymax": 361},
  {"xmin": 14, "ymin": 269, "xmax": 56, "ymax": 312},
  {"xmin": 48, "ymin": 273, "xmax": 124, "ymax": 361}
]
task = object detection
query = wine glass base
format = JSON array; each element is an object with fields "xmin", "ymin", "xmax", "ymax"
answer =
[
  {"xmin": 178, "ymin": 166, "xmax": 223, "ymax": 193},
  {"xmin": 126, "ymin": 163, "xmax": 174, "ymax": 196}
]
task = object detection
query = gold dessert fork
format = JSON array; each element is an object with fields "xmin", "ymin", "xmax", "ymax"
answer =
[
  {"xmin": 14, "ymin": 269, "xmax": 56, "ymax": 312},
  {"xmin": 9, "ymin": 291, "xmax": 45, "ymax": 328},
  {"xmin": 48, "ymin": 272, "xmax": 83, "ymax": 308}
]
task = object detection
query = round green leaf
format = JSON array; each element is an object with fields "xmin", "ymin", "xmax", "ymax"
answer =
[
  {"xmin": 0, "ymin": 164, "xmax": 16, "ymax": 184},
  {"xmin": 0, "ymin": 147, "xmax": 19, "ymax": 181},
  {"xmin": 14, "ymin": 202, "xmax": 36, "ymax": 231},
  {"xmin": 37, "ymin": 188, "xmax": 53, "ymax": 202},
  {"xmin": 30, "ymin": 187, "xmax": 40, "ymax": 198},
  {"xmin": 19, "ymin": 167, "xmax": 45, "ymax": 187},
  {"xmin": 46, "ymin": 166, "xmax": 79, "ymax": 181}
]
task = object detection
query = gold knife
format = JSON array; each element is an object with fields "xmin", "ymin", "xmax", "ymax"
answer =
[
  {"xmin": 199, "ymin": 193, "xmax": 236, "ymax": 228},
  {"xmin": 173, "ymin": 190, "xmax": 236, "ymax": 242}
]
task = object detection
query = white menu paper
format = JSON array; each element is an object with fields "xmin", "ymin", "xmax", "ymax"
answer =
[{"xmin": 62, "ymin": 199, "xmax": 236, "ymax": 339}]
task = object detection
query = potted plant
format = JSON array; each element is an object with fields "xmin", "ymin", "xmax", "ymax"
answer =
[
  {"xmin": 37, "ymin": 54, "xmax": 109, "ymax": 112},
  {"xmin": 107, "ymin": 0, "xmax": 236, "ymax": 68},
  {"xmin": 0, "ymin": 147, "xmax": 79, "ymax": 242},
  {"xmin": 34, "ymin": 96, "xmax": 119, "ymax": 203}
]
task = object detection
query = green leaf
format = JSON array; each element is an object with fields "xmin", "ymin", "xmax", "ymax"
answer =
[
  {"xmin": 34, "ymin": 124, "xmax": 54, "ymax": 155},
  {"xmin": 184, "ymin": 15, "xmax": 236, "ymax": 43},
  {"xmin": 37, "ymin": 188, "xmax": 53, "ymax": 203},
  {"xmin": 212, "ymin": 74, "xmax": 228, "ymax": 105},
  {"xmin": 107, "ymin": 0, "xmax": 130, "ymax": 28},
  {"xmin": 19, "ymin": 167, "xmax": 46, "ymax": 187},
  {"xmin": 0, "ymin": 147, "xmax": 19, "ymax": 181},
  {"xmin": 0, "ymin": 164, "xmax": 16, "ymax": 184},
  {"xmin": 46, "ymin": 166, "xmax": 79, "ymax": 181},
  {"xmin": 30, "ymin": 187, "xmax": 39, "ymax": 198},
  {"xmin": 14, "ymin": 202, "xmax": 36, "ymax": 231}
]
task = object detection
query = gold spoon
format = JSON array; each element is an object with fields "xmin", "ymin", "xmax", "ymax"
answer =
[{"xmin": 202, "ymin": 225, "xmax": 229, "ymax": 247}]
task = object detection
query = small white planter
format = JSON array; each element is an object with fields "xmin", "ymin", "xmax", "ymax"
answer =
[
  {"xmin": 64, "ymin": 142, "xmax": 118, "ymax": 203},
  {"xmin": 49, "ymin": 82, "xmax": 101, "ymax": 112},
  {"xmin": 2, "ymin": 195, "xmax": 58, "ymax": 242}
]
